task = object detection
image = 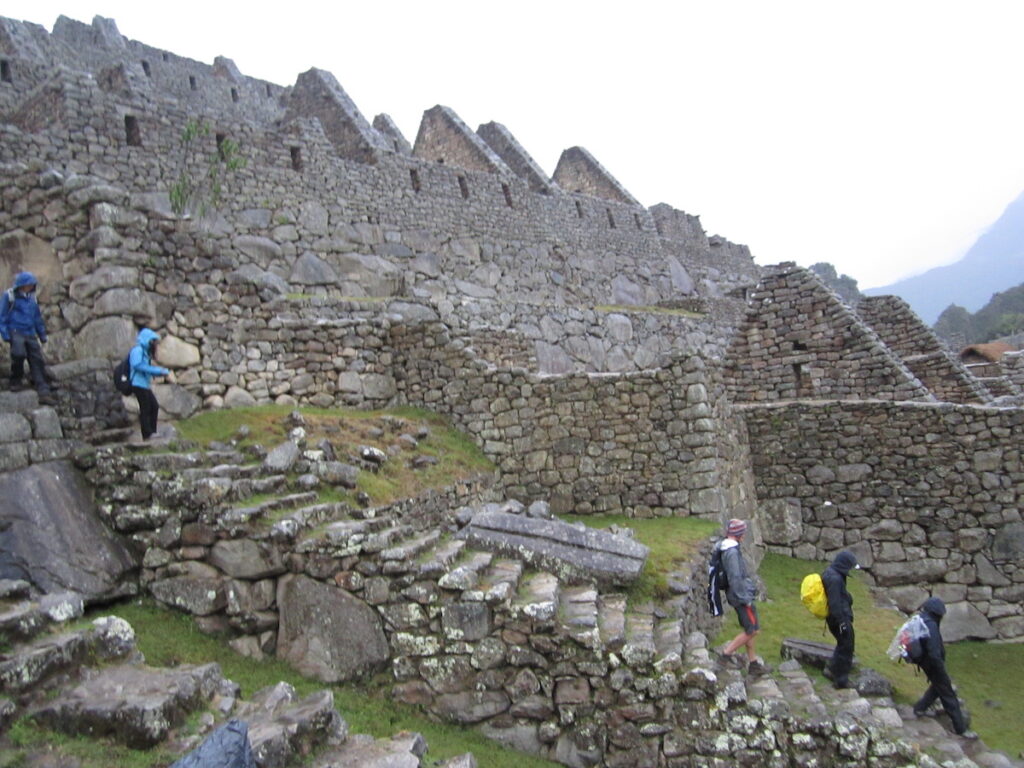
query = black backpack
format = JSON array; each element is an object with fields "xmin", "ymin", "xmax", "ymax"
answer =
[
  {"xmin": 113, "ymin": 355, "xmax": 133, "ymax": 395},
  {"xmin": 706, "ymin": 544, "xmax": 729, "ymax": 616}
]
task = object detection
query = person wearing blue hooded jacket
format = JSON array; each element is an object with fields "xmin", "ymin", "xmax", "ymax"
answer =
[
  {"xmin": 0, "ymin": 272, "xmax": 54, "ymax": 404},
  {"xmin": 129, "ymin": 327, "xmax": 170, "ymax": 440}
]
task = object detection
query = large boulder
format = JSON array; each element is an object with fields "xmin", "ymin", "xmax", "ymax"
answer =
[
  {"xmin": 276, "ymin": 574, "xmax": 389, "ymax": 683},
  {"xmin": 941, "ymin": 601, "xmax": 997, "ymax": 642},
  {"xmin": 74, "ymin": 317, "xmax": 137, "ymax": 361},
  {"xmin": 0, "ymin": 461, "xmax": 136, "ymax": 600}
]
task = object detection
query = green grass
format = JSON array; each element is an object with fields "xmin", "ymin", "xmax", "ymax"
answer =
[
  {"xmin": 175, "ymin": 405, "xmax": 496, "ymax": 509},
  {"xmin": 562, "ymin": 514, "xmax": 719, "ymax": 602},
  {"xmin": 714, "ymin": 552, "xmax": 1024, "ymax": 757}
]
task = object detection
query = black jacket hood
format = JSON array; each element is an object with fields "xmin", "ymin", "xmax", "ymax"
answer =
[
  {"xmin": 831, "ymin": 550, "xmax": 859, "ymax": 576},
  {"xmin": 921, "ymin": 596, "xmax": 946, "ymax": 621}
]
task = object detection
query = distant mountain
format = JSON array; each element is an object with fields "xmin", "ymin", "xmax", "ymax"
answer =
[{"xmin": 863, "ymin": 190, "xmax": 1024, "ymax": 325}]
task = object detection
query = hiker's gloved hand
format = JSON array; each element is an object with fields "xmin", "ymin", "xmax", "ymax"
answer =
[{"xmin": 839, "ymin": 622, "xmax": 849, "ymax": 634}]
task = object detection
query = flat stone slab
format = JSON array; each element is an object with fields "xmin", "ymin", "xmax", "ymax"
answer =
[
  {"xmin": 312, "ymin": 731, "xmax": 427, "ymax": 768},
  {"xmin": 457, "ymin": 512, "xmax": 649, "ymax": 587},
  {"xmin": 32, "ymin": 662, "xmax": 223, "ymax": 748}
]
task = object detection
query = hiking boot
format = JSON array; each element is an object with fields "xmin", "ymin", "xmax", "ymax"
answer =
[
  {"xmin": 9, "ymin": 380, "xmax": 24, "ymax": 392},
  {"xmin": 38, "ymin": 392, "xmax": 56, "ymax": 405},
  {"xmin": 748, "ymin": 660, "xmax": 772, "ymax": 677},
  {"xmin": 833, "ymin": 679, "xmax": 852, "ymax": 689},
  {"xmin": 957, "ymin": 730, "xmax": 979, "ymax": 740}
]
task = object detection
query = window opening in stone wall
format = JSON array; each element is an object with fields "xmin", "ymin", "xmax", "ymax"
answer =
[
  {"xmin": 634, "ymin": 213, "xmax": 642, "ymax": 230},
  {"xmin": 216, "ymin": 133, "xmax": 227, "ymax": 161},
  {"xmin": 793, "ymin": 341, "xmax": 807, "ymax": 351},
  {"xmin": 410, "ymin": 169, "xmax": 421, "ymax": 192},
  {"xmin": 189, "ymin": 75, "xmax": 197, "ymax": 91},
  {"xmin": 231, "ymin": 87, "xmax": 239, "ymax": 103},
  {"xmin": 575, "ymin": 200, "xmax": 584, "ymax": 218},
  {"xmin": 458, "ymin": 175, "xmax": 469, "ymax": 199},
  {"xmin": 141, "ymin": 60, "xmax": 151, "ymax": 77},
  {"xmin": 0, "ymin": 61, "xmax": 10, "ymax": 84},
  {"xmin": 502, "ymin": 183, "xmax": 513, "ymax": 208},
  {"xmin": 290, "ymin": 146, "xmax": 303, "ymax": 172},
  {"xmin": 265, "ymin": 83, "xmax": 272, "ymax": 97},
  {"xmin": 606, "ymin": 209, "xmax": 616, "ymax": 228},
  {"xmin": 124, "ymin": 115, "xmax": 142, "ymax": 147}
]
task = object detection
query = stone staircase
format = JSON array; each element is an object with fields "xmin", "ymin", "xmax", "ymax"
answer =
[
  {"xmin": 0, "ymin": 581, "xmax": 474, "ymax": 767},
  {"xmin": 82, "ymin": 438, "xmax": 1024, "ymax": 767}
]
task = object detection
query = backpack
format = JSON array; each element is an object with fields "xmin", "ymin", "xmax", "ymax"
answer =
[
  {"xmin": 706, "ymin": 544, "xmax": 730, "ymax": 616},
  {"xmin": 113, "ymin": 355, "xmax": 133, "ymax": 395},
  {"xmin": 887, "ymin": 614, "xmax": 929, "ymax": 663},
  {"xmin": 800, "ymin": 573, "xmax": 829, "ymax": 619}
]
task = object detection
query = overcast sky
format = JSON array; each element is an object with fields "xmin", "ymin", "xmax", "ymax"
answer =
[{"xmin": 7, "ymin": 1, "xmax": 1024, "ymax": 289}]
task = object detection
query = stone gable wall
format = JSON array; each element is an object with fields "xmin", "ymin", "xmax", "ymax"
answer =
[
  {"xmin": 742, "ymin": 400, "xmax": 1024, "ymax": 640},
  {"xmin": 856, "ymin": 295, "xmax": 992, "ymax": 404}
]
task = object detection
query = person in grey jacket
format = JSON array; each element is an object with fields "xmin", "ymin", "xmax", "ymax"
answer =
[{"xmin": 715, "ymin": 519, "xmax": 767, "ymax": 674}]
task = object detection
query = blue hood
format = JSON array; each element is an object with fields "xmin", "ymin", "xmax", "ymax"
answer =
[
  {"xmin": 136, "ymin": 328, "xmax": 160, "ymax": 347},
  {"xmin": 13, "ymin": 271, "xmax": 37, "ymax": 290}
]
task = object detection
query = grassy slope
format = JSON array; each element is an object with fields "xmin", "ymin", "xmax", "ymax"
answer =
[{"xmin": 714, "ymin": 552, "xmax": 1024, "ymax": 757}]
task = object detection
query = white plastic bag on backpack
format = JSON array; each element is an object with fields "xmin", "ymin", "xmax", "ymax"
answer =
[{"xmin": 887, "ymin": 613, "xmax": 929, "ymax": 662}]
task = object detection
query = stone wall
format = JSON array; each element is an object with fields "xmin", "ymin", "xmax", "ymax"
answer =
[
  {"xmin": 724, "ymin": 265, "xmax": 933, "ymax": 403},
  {"xmin": 742, "ymin": 400, "xmax": 1024, "ymax": 640},
  {"xmin": 0, "ymin": 391, "xmax": 75, "ymax": 470},
  {"xmin": 856, "ymin": 295, "xmax": 992, "ymax": 404},
  {"xmin": 393, "ymin": 322, "xmax": 757, "ymax": 519}
]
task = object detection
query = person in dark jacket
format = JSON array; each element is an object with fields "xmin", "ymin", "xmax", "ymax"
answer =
[
  {"xmin": 822, "ymin": 550, "xmax": 859, "ymax": 688},
  {"xmin": 128, "ymin": 327, "xmax": 170, "ymax": 440},
  {"xmin": 913, "ymin": 597, "xmax": 974, "ymax": 737},
  {"xmin": 715, "ymin": 519, "xmax": 768, "ymax": 674},
  {"xmin": 0, "ymin": 272, "xmax": 54, "ymax": 404}
]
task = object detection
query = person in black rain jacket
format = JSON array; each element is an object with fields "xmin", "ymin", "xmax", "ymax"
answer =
[
  {"xmin": 913, "ymin": 597, "xmax": 973, "ymax": 737},
  {"xmin": 822, "ymin": 550, "xmax": 859, "ymax": 688}
]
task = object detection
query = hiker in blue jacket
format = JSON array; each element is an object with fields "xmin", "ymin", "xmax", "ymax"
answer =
[
  {"xmin": 822, "ymin": 550, "xmax": 859, "ymax": 688},
  {"xmin": 129, "ymin": 327, "xmax": 170, "ymax": 440},
  {"xmin": 0, "ymin": 272, "xmax": 54, "ymax": 404},
  {"xmin": 913, "ymin": 597, "xmax": 974, "ymax": 737}
]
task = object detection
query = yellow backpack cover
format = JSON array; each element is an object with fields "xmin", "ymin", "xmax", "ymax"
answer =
[{"xmin": 801, "ymin": 573, "xmax": 828, "ymax": 619}]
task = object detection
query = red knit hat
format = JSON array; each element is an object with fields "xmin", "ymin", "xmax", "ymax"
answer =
[{"xmin": 727, "ymin": 519, "xmax": 747, "ymax": 537}]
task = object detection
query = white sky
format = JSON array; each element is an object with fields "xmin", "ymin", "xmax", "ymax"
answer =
[{"xmin": 6, "ymin": 1, "xmax": 1024, "ymax": 289}]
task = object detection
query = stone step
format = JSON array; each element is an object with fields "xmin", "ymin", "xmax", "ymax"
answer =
[
  {"xmin": 297, "ymin": 517, "xmax": 394, "ymax": 556},
  {"xmin": 217, "ymin": 491, "xmax": 319, "ymax": 528},
  {"xmin": 0, "ymin": 615, "xmax": 136, "ymax": 695},
  {"xmin": 267, "ymin": 502, "xmax": 353, "ymax": 542},
  {"xmin": 510, "ymin": 571, "xmax": 559, "ymax": 623},
  {"xmin": 653, "ymin": 617, "xmax": 684, "ymax": 662},
  {"xmin": 31, "ymin": 661, "xmax": 224, "ymax": 749},
  {"xmin": 180, "ymin": 462, "xmax": 262, "ymax": 482},
  {"xmin": 123, "ymin": 451, "xmax": 208, "ymax": 472},
  {"xmin": 312, "ymin": 731, "xmax": 428, "ymax": 768},
  {"xmin": 467, "ymin": 557, "xmax": 524, "ymax": 604},
  {"xmin": 416, "ymin": 537, "xmax": 466, "ymax": 578},
  {"xmin": 362, "ymin": 524, "xmax": 415, "ymax": 555},
  {"xmin": 438, "ymin": 550, "xmax": 494, "ymax": 592},
  {"xmin": 236, "ymin": 683, "xmax": 346, "ymax": 768},
  {"xmin": 622, "ymin": 604, "xmax": 656, "ymax": 667},
  {"xmin": 559, "ymin": 585, "xmax": 600, "ymax": 649},
  {"xmin": 597, "ymin": 593, "xmax": 627, "ymax": 651},
  {"xmin": 381, "ymin": 529, "xmax": 443, "ymax": 574},
  {"xmin": 0, "ymin": 592, "xmax": 83, "ymax": 645}
]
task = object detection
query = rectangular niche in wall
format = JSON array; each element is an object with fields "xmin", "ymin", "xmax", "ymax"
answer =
[
  {"xmin": 606, "ymin": 209, "xmax": 616, "ymax": 229},
  {"xmin": 290, "ymin": 146, "xmax": 303, "ymax": 172},
  {"xmin": 0, "ymin": 60, "xmax": 10, "ymax": 84},
  {"xmin": 231, "ymin": 87, "xmax": 239, "ymax": 103},
  {"xmin": 575, "ymin": 200, "xmax": 584, "ymax": 218},
  {"xmin": 189, "ymin": 75, "xmax": 197, "ymax": 91},
  {"xmin": 124, "ymin": 115, "xmax": 142, "ymax": 147},
  {"xmin": 141, "ymin": 60, "xmax": 151, "ymax": 77},
  {"xmin": 502, "ymin": 183, "xmax": 513, "ymax": 208},
  {"xmin": 410, "ymin": 168, "xmax": 421, "ymax": 192},
  {"xmin": 458, "ymin": 175, "xmax": 469, "ymax": 199}
]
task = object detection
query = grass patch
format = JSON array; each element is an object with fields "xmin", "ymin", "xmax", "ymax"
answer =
[
  {"xmin": 4, "ymin": 718, "xmax": 180, "ymax": 768},
  {"xmin": 714, "ymin": 552, "xmax": 1024, "ymax": 756},
  {"xmin": 595, "ymin": 304, "xmax": 704, "ymax": 318},
  {"xmin": 561, "ymin": 514, "xmax": 718, "ymax": 603},
  {"xmin": 175, "ymin": 405, "xmax": 495, "ymax": 509},
  {"xmin": 70, "ymin": 599, "xmax": 559, "ymax": 768}
]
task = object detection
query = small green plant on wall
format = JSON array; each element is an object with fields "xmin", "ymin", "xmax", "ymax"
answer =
[{"xmin": 168, "ymin": 120, "xmax": 247, "ymax": 217}]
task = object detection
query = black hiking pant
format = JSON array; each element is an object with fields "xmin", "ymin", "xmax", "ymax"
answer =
[
  {"xmin": 826, "ymin": 615, "xmax": 854, "ymax": 686},
  {"xmin": 9, "ymin": 331, "xmax": 49, "ymax": 393},
  {"xmin": 132, "ymin": 385, "xmax": 160, "ymax": 440},
  {"xmin": 915, "ymin": 659, "xmax": 967, "ymax": 734}
]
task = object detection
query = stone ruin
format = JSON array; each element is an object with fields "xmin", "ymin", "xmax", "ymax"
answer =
[{"xmin": 1, "ymin": 13, "xmax": 1023, "ymax": 768}]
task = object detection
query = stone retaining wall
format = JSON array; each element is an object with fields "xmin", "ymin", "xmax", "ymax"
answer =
[{"xmin": 743, "ymin": 400, "xmax": 1024, "ymax": 640}]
